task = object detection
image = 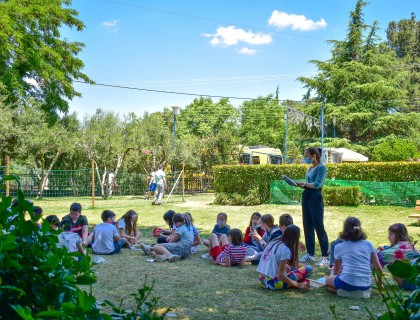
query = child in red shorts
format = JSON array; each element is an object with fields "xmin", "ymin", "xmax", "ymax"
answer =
[{"xmin": 209, "ymin": 228, "xmax": 246, "ymax": 267}]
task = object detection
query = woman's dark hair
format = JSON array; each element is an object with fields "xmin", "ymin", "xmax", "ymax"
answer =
[
  {"xmin": 388, "ymin": 223, "xmax": 412, "ymax": 244},
  {"xmin": 279, "ymin": 214, "xmax": 293, "ymax": 227},
  {"xmin": 120, "ymin": 210, "xmax": 138, "ymax": 236},
  {"xmin": 163, "ymin": 210, "xmax": 175, "ymax": 228},
  {"xmin": 101, "ymin": 210, "xmax": 116, "ymax": 222},
  {"xmin": 280, "ymin": 225, "xmax": 300, "ymax": 268},
  {"xmin": 228, "ymin": 228, "xmax": 243, "ymax": 246},
  {"xmin": 249, "ymin": 212, "xmax": 261, "ymax": 226},
  {"xmin": 305, "ymin": 147, "xmax": 321, "ymax": 163},
  {"xmin": 261, "ymin": 214, "xmax": 276, "ymax": 228},
  {"xmin": 339, "ymin": 217, "xmax": 367, "ymax": 241},
  {"xmin": 184, "ymin": 212, "xmax": 194, "ymax": 224},
  {"xmin": 173, "ymin": 213, "xmax": 186, "ymax": 224}
]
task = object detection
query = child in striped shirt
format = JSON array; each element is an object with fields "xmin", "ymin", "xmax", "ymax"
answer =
[{"xmin": 209, "ymin": 228, "xmax": 247, "ymax": 267}]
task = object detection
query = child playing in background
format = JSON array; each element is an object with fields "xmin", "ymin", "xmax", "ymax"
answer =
[
  {"xmin": 146, "ymin": 166, "xmax": 157, "ymax": 200},
  {"xmin": 257, "ymin": 225, "xmax": 313, "ymax": 290},
  {"xmin": 377, "ymin": 223, "xmax": 416, "ymax": 290},
  {"xmin": 58, "ymin": 222, "xmax": 86, "ymax": 256},
  {"xmin": 326, "ymin": 217, "xmax": 383, "ymax": 298},
  {"xmin": 184, "ymin": 212, "xmax": 201, "ymax": 253},
  {"xmin": 243, "ymin": 212, "xmax": 265, "ymax": 246},
  {"xmin": 154, "ymin": 210, "xmax": 176, "ymax": 244},
  {"xmin": 61, "ymin": 203, "xmax": 90, "ymax": 246},
  {"xmin": 92, "ymin": 210, "xmax": 128, "ymax": 255},
  {"xmin": 201, "ymin": 213, "xmax": 230, "ymax": 259},
  {"xmin": 116, "ymin": 210, "xmax": 142, "ymax": 245},
  {"xmin": 209, "ymin": 229, "xmax": 247, "ymax": 267},
  {"xmin": 45, "ymin": 215, "xmax": 60, "ymax": 230},
  {"xmin": 141, "ymin": 213, "xmax": 193, "ymax": 262}
]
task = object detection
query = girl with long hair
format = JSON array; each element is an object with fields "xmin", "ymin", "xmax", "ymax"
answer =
[{"xmin": 116, "ymin": 210, "xmax": 141, "ymax": 245}]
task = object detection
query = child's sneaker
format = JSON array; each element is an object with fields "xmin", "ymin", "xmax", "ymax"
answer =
[
  {"xmin": 168, "ymin": 254, "xmax": 181, "ymax": 262},
  {"xmin": 201, "ymin": 253, "xmax": 212, "ymax": 260},
  {"xmin": 299, "ymin": 254, "xmax": 315, "ymax": 263},
  {"xmin": 155, "ymin": 253, "xmax": 170, "ymax": 262},
  {"xmin": 317, "ymin": 257, "xmax": 330, "ymax": 267},
  {"xmin": 140, "ymin": 244, "xmax": 151, "ymax": 255}
]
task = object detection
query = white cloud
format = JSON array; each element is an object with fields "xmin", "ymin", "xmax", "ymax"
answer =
[
  {"xmin": 101, "ymin": 19, "xmax": 119, "ymax": 32},
  {"xmin": 237, "ymin": 47, "xmax": 256, "ymax": 55},
  {"xmin": 268, "ymin": 11, "xmax": 327, "ymax": 31},
  {"xmin": 202, "ymin": 26, "xmax": 272, "ymax": 47}
]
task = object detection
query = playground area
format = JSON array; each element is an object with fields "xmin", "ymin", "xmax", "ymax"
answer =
[{"xmin": 35, "ymin": 193, "xmax": 419, "ymax": 320}]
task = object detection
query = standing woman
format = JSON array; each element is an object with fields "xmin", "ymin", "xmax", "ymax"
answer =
[{"xmin": 297, "ymin": 147, "xmax": 329, "ymax": 266}]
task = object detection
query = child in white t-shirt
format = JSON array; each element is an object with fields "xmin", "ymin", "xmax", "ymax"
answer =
[
  {"xmin": 326, "ymin": 217, "xmax": 383, "ymax": 297},
  {"xmin": 58, "ymin": 222, "xmax": 86, "ymax": 256},
  {"xmin": 92, "ymin": 210, "xmax": 128, "ymax": 255},
  {"xmin": 257, "ymin": 225, "xmax": 313, "ymax": 290}
]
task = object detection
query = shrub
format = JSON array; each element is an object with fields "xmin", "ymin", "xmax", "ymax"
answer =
[
  {"xmin": 372, "ymin": 138, "xmax": 420, "ymax": 162},
  {"xmin": 213, "ymin": 189, "xmax": 261, "ymax": 206},
  {"xmin": 214, "ymin": 162, "xmax": 420, "ymax": 203},
  {"xmin": 0, "ymin": 175, "xmax": 167, "ymax": 319},
  {"xmin": 322, "ymin": 186, "xmax": 361, "ymax": 206}
]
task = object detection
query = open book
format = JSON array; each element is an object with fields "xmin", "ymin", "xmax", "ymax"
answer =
[{"xmin": 282, "ymin": 175, "xmax": 298, "ymax": 187}]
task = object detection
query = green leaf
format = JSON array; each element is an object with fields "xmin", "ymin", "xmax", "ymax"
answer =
[
  {"xmin": 35, "ymin": 310, "xmax": 65, "ymax": 318},
  {"xmin": 388, "ymin": 260, "xmax": 414, "ymax": 280},
  {"xmin": 0, "ymin": 285, "xmax": 26, "ymax": 295}
]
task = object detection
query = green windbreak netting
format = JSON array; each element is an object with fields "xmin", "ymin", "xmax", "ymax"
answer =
[{"xmin": 271, "ymin": 180, "xmax": 420, "ymax": 207}]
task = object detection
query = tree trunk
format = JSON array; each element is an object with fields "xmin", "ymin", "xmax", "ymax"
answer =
[
  {"xmin": 36, "ymin": 151, "xmax": 61, "ymax": 199},
  {"xmin": 94, "ymin": 161, "xmax": 105, "ymax": 198}
]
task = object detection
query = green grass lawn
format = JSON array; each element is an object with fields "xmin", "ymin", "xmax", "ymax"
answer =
[{"xmin": 35, "ymin": 194, "xmax": 419, "ymax": 320}]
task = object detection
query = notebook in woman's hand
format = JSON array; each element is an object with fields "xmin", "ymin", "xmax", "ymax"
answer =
[{"xmin": 282, "ymin": 175, "xmax": 298, "ymax": 187}]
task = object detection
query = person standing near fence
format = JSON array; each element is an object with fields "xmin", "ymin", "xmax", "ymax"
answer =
[
  {"xmin": 152, "ymin": 164, "xmax": 166, "ymax": 206},
  {"xmin": 147, "ymin": 166, "xmax": 157, "ymax": 200},
  {"xmin": 296, "ymin": 147, "xmax": 329, "ymax": 267}
]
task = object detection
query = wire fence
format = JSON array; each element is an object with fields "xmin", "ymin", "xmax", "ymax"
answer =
[
  {"xmin": 0, "ymin": 167, "xmax": 214, "ymax": 198},
  {"xmin": 271, "ymin": 180, "xmax": 420, "ymax": 207}
]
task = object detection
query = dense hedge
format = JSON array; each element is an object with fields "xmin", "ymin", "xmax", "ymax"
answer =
[
  {"xmin": 213, "ymin": 162, "xmax": 420, "ymax": 203},
  {"xmin": 323, "ymin": 186, "xmax": 361, "ymax": 206}
]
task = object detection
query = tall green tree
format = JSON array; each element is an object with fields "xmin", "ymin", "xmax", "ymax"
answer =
[
  {"xmin": 178, "ymin": 97, "xmax": 239, "ymax": 172},
  {"xmin": 239, "ymin": 94, "xmax": 286, "ymax": 149},
  {"xmin": 298, "ymin": 0, "xmax": 411, "ymax": 142},
  {"xmin": 0, "ymin": 0, "xmax": 91, "ymax": 118}
]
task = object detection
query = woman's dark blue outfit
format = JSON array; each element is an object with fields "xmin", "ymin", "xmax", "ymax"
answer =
[{"xmin": 302, "ymin": 164, "xmax": 329, "ymax": 257}]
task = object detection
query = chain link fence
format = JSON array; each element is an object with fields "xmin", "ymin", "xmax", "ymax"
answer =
[{"xmin": 0, "ymin": 167, "xmax": 214, "ymax": 198}]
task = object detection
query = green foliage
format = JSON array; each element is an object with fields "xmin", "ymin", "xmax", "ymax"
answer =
[
  {"xmin": 322, "ymin": 186, "xmax": 361, "ymax": 206},
  {"xmin": 214, "ymin": 163, "xmax": 420, "ymax": 203},
  {"xmin": 239, "ymin": 95, "xmax": 285, "ymax": 149},
  {"xmin": 372, "ymin": 138, "xmax": 420, "ymax": 161},
  {"xmin": 0, "ymin": 176, "xmax": 167, "ymax": 319},
  {"xmin": 371, "ymin": 252, "xmax": 420, "ymax": 320},
  {"xmin": 0, "ymin": 0, "xmax": 92, "ymax": 118},
  {"xmin": 213, "ymin": 189, "xmax": 261, "ymax": 206}
]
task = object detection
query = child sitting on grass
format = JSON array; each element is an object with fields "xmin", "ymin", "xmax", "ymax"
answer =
[
  {"xmin": 61, "ymin": 203, "xmax": 90, "ymax": 246},
  {"xmin": 58, "ymin": 222, "xmax": 86, "ymax": 255},
  {"xmin": 201, "ymin": 213, "xmax": 230, "ymax": 259},
  {"xmin": 377, "ymin": 223, "xmax": 417, "ymax": 290},
  {"xmin": 184, "ymin": 212, "xmax": 201, "ymax": 253},
  {"xmin": 326, "ymin": 217, "xmax": 383, "ymax": 298},
  {"xmin": 257, "ymin": 225, "xmax": 313, "ymax": 290},
  {"xmin": 154, "ymin": 210, "xmax": 176, "ymax": 244},
  {"xmin": 92, "ymin": 210, "xmax": 128, "ymax": 255},
  {"xmin": 209, "ymin": 228, "xmax": 247, "ymax": 267},
  {"xmin": 141, "ymin": 213, "xmax": 193, "ymax": 262},
  {"xmin": 243, "ymin": 212, "xmax": 265, "ymax": 247},
  {"xmin": 116, "ymin": 210, "xmax": 142, "ymax": 245},
  {"xmin": 248, "ymin": 214, "xmax": 282, "ymax": 264},
  {"xmin": 45, "ymin": 215, "xmax": 60, "ymax": 231},
  {"xmin": 279, "ymin": 213, "xmax": 306, "ymax": 252}
]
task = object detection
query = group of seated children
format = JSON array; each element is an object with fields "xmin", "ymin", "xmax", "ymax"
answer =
[
  {"xmin": 38, "ymin": 201, "xmax": 416, "ymax": 296},
  {"xmin": 42, "ymin": 203, "xmax": 140, "ymax": 256}
]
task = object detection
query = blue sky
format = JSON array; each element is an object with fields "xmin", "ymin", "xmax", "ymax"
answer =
[{"xmin": 64, "ymin": 0, "xmax": 418, "ymax": 117}]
